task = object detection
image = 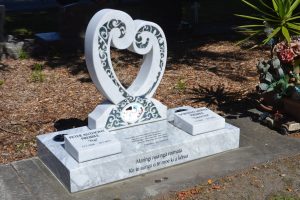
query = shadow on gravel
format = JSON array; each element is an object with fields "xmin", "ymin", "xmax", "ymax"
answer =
[
  {"xmin": 36, "ymin": 28, "xmax": 248, "ymax": 67},
  {"xmin": 41, "ymin": 47, "xmax": 142, "ymax": 83},
  {"xmin": 0, "ymin": 63, "xmax": 9, "ymax": 71},
  {"xmin": 188, "ymin": 84, "xmax": 260, "ymax": 118},
  {"xmin": 54, "ymin": 118, "xmax": 87, "ymax": 131}
]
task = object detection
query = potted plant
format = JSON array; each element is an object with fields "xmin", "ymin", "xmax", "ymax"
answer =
[{"xmin": 236, "ymin": 0, "xmax": 300, "ymax": 120}]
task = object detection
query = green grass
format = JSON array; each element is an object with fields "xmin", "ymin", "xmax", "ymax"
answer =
[
  {"xmin": 175, "ymin": 79, "xmax": 187, "ymax": 92},
  {"xmin": 31, "ymin": 63, "xmax": 45, "ymax": 82},
  {"xmin": 12, "ymin": 28, "xmax": 32, "ymax": 38},
  {"xmin": 271, "ymin": 196, "xmax": 298, "ymax": 200},
  {"xmin": 0, "ymin": 80, "xmax": 4, "ymax": 86},
  {"xmin": 19, "ymin": 49, "xmax": 29, "ymax": 59}
]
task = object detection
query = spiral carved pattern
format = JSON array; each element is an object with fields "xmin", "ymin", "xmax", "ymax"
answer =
[
  {"xmin": 98, "ymin": 20, "xmax": 130, "ymax": 99},
  {"xmin": 98, "ymin": 19, "xmax": 165, "ymax": 129},
  {"xmin": 135, "ymin": 25, "xmax": 166, "ymax": 96}
]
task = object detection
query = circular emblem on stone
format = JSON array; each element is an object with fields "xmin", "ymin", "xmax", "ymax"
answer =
[{"xmin": 121, "ymin": 103, "xmax": 144, "ymax": 124}]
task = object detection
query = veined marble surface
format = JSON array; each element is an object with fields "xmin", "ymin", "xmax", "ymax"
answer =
[
  {"xmin": 85, "ymin": 9, "xmax": 168, "ymax": 130},
  {"xmin": 167, "ymin": 106, "xmax": 194, "ymax": 122},
  {"xmin": 174, "ymin": 107, "xmax": 225, "ymax": 135},
  {"xmin": 64, "ymin": 129, "xmax": 121, "ymax": 163},
  {"xmin": 37, "ymin": 120, "xmax": 240, "ymax": 192}
]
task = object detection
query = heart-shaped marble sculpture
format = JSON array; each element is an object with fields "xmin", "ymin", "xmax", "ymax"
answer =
[{"xmin": 85, "ymin": 9, "xmax": 167, "ymax": 130}]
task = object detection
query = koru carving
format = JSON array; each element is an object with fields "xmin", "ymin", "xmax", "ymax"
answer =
[{"xmin": 85, "ymin": 9, "xmax": 167, "ymax": 130}]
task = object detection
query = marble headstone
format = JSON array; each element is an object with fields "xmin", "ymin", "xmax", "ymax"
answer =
[
  {"xmin": 85, "ymin": 9, "xmax": 168, "ymax": 130},
  {"xmin": 174, "ymin": 107, "xmax": 225, "ymax": 135},
  {"xmin": 64, "ymin": 129, "xmax": 121, "ymax": 163},
  {"xmin": 37, "ymin": 9, "xmax": 240, "ymax": 193}
]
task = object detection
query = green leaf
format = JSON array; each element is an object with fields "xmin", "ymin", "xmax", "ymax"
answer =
[
  {"xmin": 237, "ymin": 24, "xmax": 265, "ymax": 28},
  {"xmin": 287, "ymin": 22, "xmax": 300, "ymax": 30},
  {"xmin": 258, "ymin": 0, "xmax": 275, "ymax": 11},
  {"xmin": 236, "ymin": 30, "xmax": 263, "ymax": 45},
  {"xmin": 259, "ymin": 83, "xmax": 270, "ymax": 91},
  {"xmin": 284, "ymin": 0, "xmax": 292, "ymax": 14},
  {"xmin": 289, "ymin": 29, "xmax": 300, "ymax": 35},
  {"xmin": 263, "ymin": 26, "xmax": 281, "ymax": 44},
  {"xmin": 279, "ymin": 0, "xmax": 287, "ymax": 18},
  {"xmin": 235, "ymin": 14, "xmax": 280, "ymax": 22},
  {"xmin": 261, "ymin": 17, "xmax": 281, "ymax": 22},
  {"xmin": 235, "ymin": 0, "xmax": 300, "ymax": 45},
  {"xmin": 272, "ymin": 0, "xmax": 278, "ymax": 12},
  {"xmin": 282, "ymin": 26, "xmax": 291, "ymax": 43},
  {"xmin": 265, "ymin": 72, "xmax": 274, "ymax": 82},
  {"xmin": 267, "ymin": 85, "xmax": 275, "ymax": 92},
  {"xmin": 237, "ymin": 30, "xmax": 262, "ymax": 33},
  {"xmin": 287, "ymin": 0, "xmax": 300, "ymax": 16},
  {"xmin": 234, "ymin": 14, "xmax": 265, "ymax": 21},
  {"xmin": 241, "ymin": 0, "xmax": 278, "ymax": 18},
  {"xmin": 286, "ymin": 15, "xmax": 300, "ymax": 21}
]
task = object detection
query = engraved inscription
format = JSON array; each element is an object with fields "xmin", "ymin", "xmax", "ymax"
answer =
[
  {"xmin": 178, "ymin": 108, "xmax": 217, "ymax": 122},
  {"xmin": 124, "ymin": 130, "xmax": 168, "ymax": 145},
  {"xmin": 127, "ymin": 148, "xmax": 189, "ymax": 174},
  {"xmin": 67, "ymin": 130, "xmax": 111, "ymax": 149}
]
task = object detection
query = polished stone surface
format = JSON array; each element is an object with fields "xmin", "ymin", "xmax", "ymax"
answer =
[
  {"xmin": 174, "ymin": 107, "xmax": 225, "ymax": 135},
  {"xmin": 167, "ymin": 106, "xmax": 194, "ymax": 122},
  {"xmin": 64, "ymin": 129, "xmax": 121, "ymax": 163},
  {"xmin": 85, "ymin": 9, "xmax": 168, "ymax": 130},
  {"xmin": 85, "ymin": 9, "xmax": 167, "ymax": 104},
  {"xmin": 37, "ymin": 120, "xmax": 239, "ymax": 192}
]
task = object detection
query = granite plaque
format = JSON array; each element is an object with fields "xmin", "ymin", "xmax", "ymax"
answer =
[
  {"xmin": 174, "ymin": 107, "xmax": 225, "ymax": 135},
  {"xmin": 64, "ymin": 129, "xmax": 121, "ymax": 163}
]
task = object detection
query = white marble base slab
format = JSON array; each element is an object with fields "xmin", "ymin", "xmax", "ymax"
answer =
[
  {"xmin": 174, "ymin": 107, "xmax": 225, "ymax": 135},
  {"xmin": 37, "ymin": 120, "xmax": 239, "ymax": 192},
  {"xmin": 64, "ymin": 129, "xmax": 121, "ymax": 163}
]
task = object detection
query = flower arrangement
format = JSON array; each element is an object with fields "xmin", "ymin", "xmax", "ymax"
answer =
[
  {"xmin": 271, "ymin": 38, "xmax": 300, "ymax": 100},
  {"xmin": 236, "ymin": 0, "xmax": 300, "ymax": 106},
  {"xmin": 256, "ymin": 38, "xmax": 300, "ymax": 102},
  {"xmin": 274, "ymin": 38, "xmax": 300, "ymax": 65},
  {"xmin": 236, "ymin": 0, "xmax": 300, "ymax": 126}
]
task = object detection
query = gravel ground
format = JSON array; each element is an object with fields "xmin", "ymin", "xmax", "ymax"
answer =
[
  {"xmin": 0, "ymin": 36, "xmax": 269, "ymax": 163},
  {"xmin": 155, "ymin": 154, "xmax": 300, "ymax": 200}
]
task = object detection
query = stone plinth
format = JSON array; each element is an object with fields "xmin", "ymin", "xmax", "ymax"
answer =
[{"xmin": 37, "ymin": 120, "xmax": 239, "ymax": 192}]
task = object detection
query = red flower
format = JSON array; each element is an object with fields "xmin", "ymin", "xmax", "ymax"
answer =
[{"xmin": 278, "ymin": 48, "xmax": 295, "ymax": 64}]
